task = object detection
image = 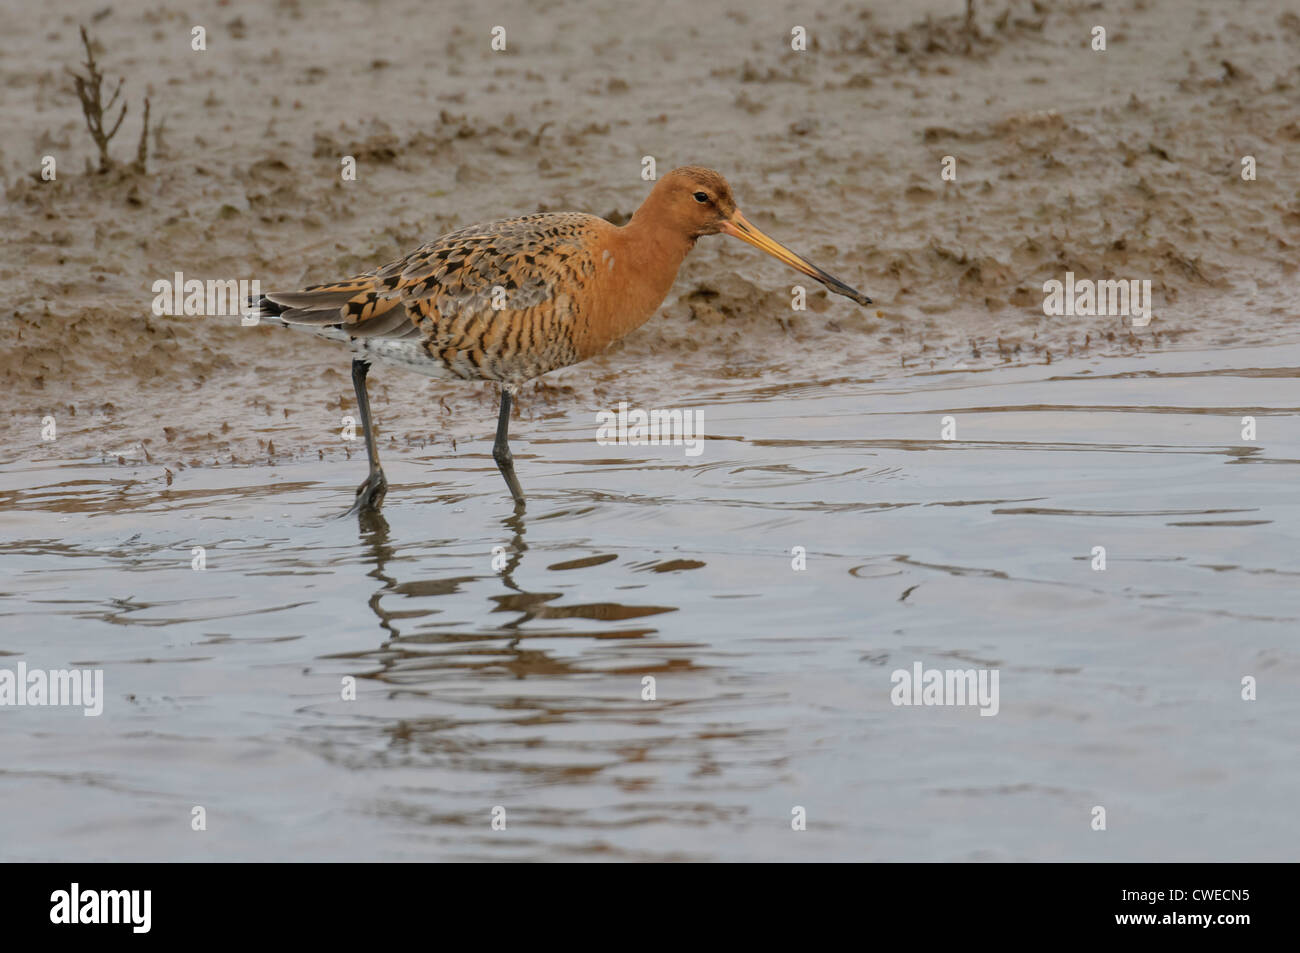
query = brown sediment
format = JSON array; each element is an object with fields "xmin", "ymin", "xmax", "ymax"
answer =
[{"xmin": 2, "ymin": 0, "xmax": 1297, "ymax": 467}]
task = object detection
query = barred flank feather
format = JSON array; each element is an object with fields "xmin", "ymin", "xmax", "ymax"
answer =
[{"xmin": 256, "ymin": 212, "xmax": 606, "ymax": 383}]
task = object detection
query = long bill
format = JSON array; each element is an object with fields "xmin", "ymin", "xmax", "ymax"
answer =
[{"xmin": 720, "ymin": 211, "xmax": 872, "ymax": 306}]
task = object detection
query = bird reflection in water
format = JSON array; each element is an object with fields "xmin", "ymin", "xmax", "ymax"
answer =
[{"xmin": 347, "ymin": 503, "xmax": 682, "ymax": 683}]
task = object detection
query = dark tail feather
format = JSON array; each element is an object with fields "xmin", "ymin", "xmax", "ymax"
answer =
[{"xmin": 246, "ymin": 293, "xmax": 288, "ymax": 326}]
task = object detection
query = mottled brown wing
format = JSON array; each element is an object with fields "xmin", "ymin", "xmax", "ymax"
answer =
[{"xmin": 264, "ymin": 213, "xmax": 602, "ymax": 348}]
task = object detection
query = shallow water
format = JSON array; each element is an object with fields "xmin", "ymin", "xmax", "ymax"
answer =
[{"xmin": 2, "ymin": 342, "xmax": 1298, "ymax": 861}]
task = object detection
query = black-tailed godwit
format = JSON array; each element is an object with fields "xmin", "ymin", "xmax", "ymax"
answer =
[{"xmin": 254, "ymin": 166, "xmax": 871, "ymax": 511}]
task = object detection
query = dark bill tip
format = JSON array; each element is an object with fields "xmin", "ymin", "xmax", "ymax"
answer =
[{"xmin": 811, "ymin": 266, "xmax": 872, "ymax": 306}]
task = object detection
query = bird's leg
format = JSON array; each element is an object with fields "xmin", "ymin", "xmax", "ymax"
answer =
[
  {"xmin": 348, "ymin": 357, "xmax": 387, "ymax": 514},
  {"xmin": 493, "ymin": 383, "xmax": 526, "ymax": 504}
]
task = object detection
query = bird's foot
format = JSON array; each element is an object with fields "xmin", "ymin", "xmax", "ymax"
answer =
[
  {"xmin": 493, "ymin": 448, "xmax": 526, "ymax": 505},
  {"xmin": 346, "ymin": 470, "xmax": 388, "ymax": 516}
]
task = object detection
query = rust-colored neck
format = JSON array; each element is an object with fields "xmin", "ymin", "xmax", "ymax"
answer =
[
  {"xmin": 608, "ymin": 198, "xmax": 695, "ymax": 334},
  {"xmin": 570, "ymin": 186, "xmax": 702, "ymax": 361}
]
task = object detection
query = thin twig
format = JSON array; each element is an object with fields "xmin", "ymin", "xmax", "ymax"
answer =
[
  {"xmin": 133, "ymin": 97, "xmax": 150, "ymax": 173},
  {"xmin": 69, "ymin": 25, "xmax": 142, "ymax": 173}
]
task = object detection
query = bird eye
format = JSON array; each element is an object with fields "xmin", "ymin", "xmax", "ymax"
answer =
[{"xmin": 693, "ymin": 191, "xmax": 709, "ymax": 203}]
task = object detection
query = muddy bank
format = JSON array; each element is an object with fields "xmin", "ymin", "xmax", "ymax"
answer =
[{"xmin": 2, "ymin": 0, "xmax": 1298, "ymax": 470}]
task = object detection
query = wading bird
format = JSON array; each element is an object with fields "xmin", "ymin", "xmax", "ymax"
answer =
[{"xmin": 254, "ymin": 166, "xmax": 870, "ymax": 512}]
